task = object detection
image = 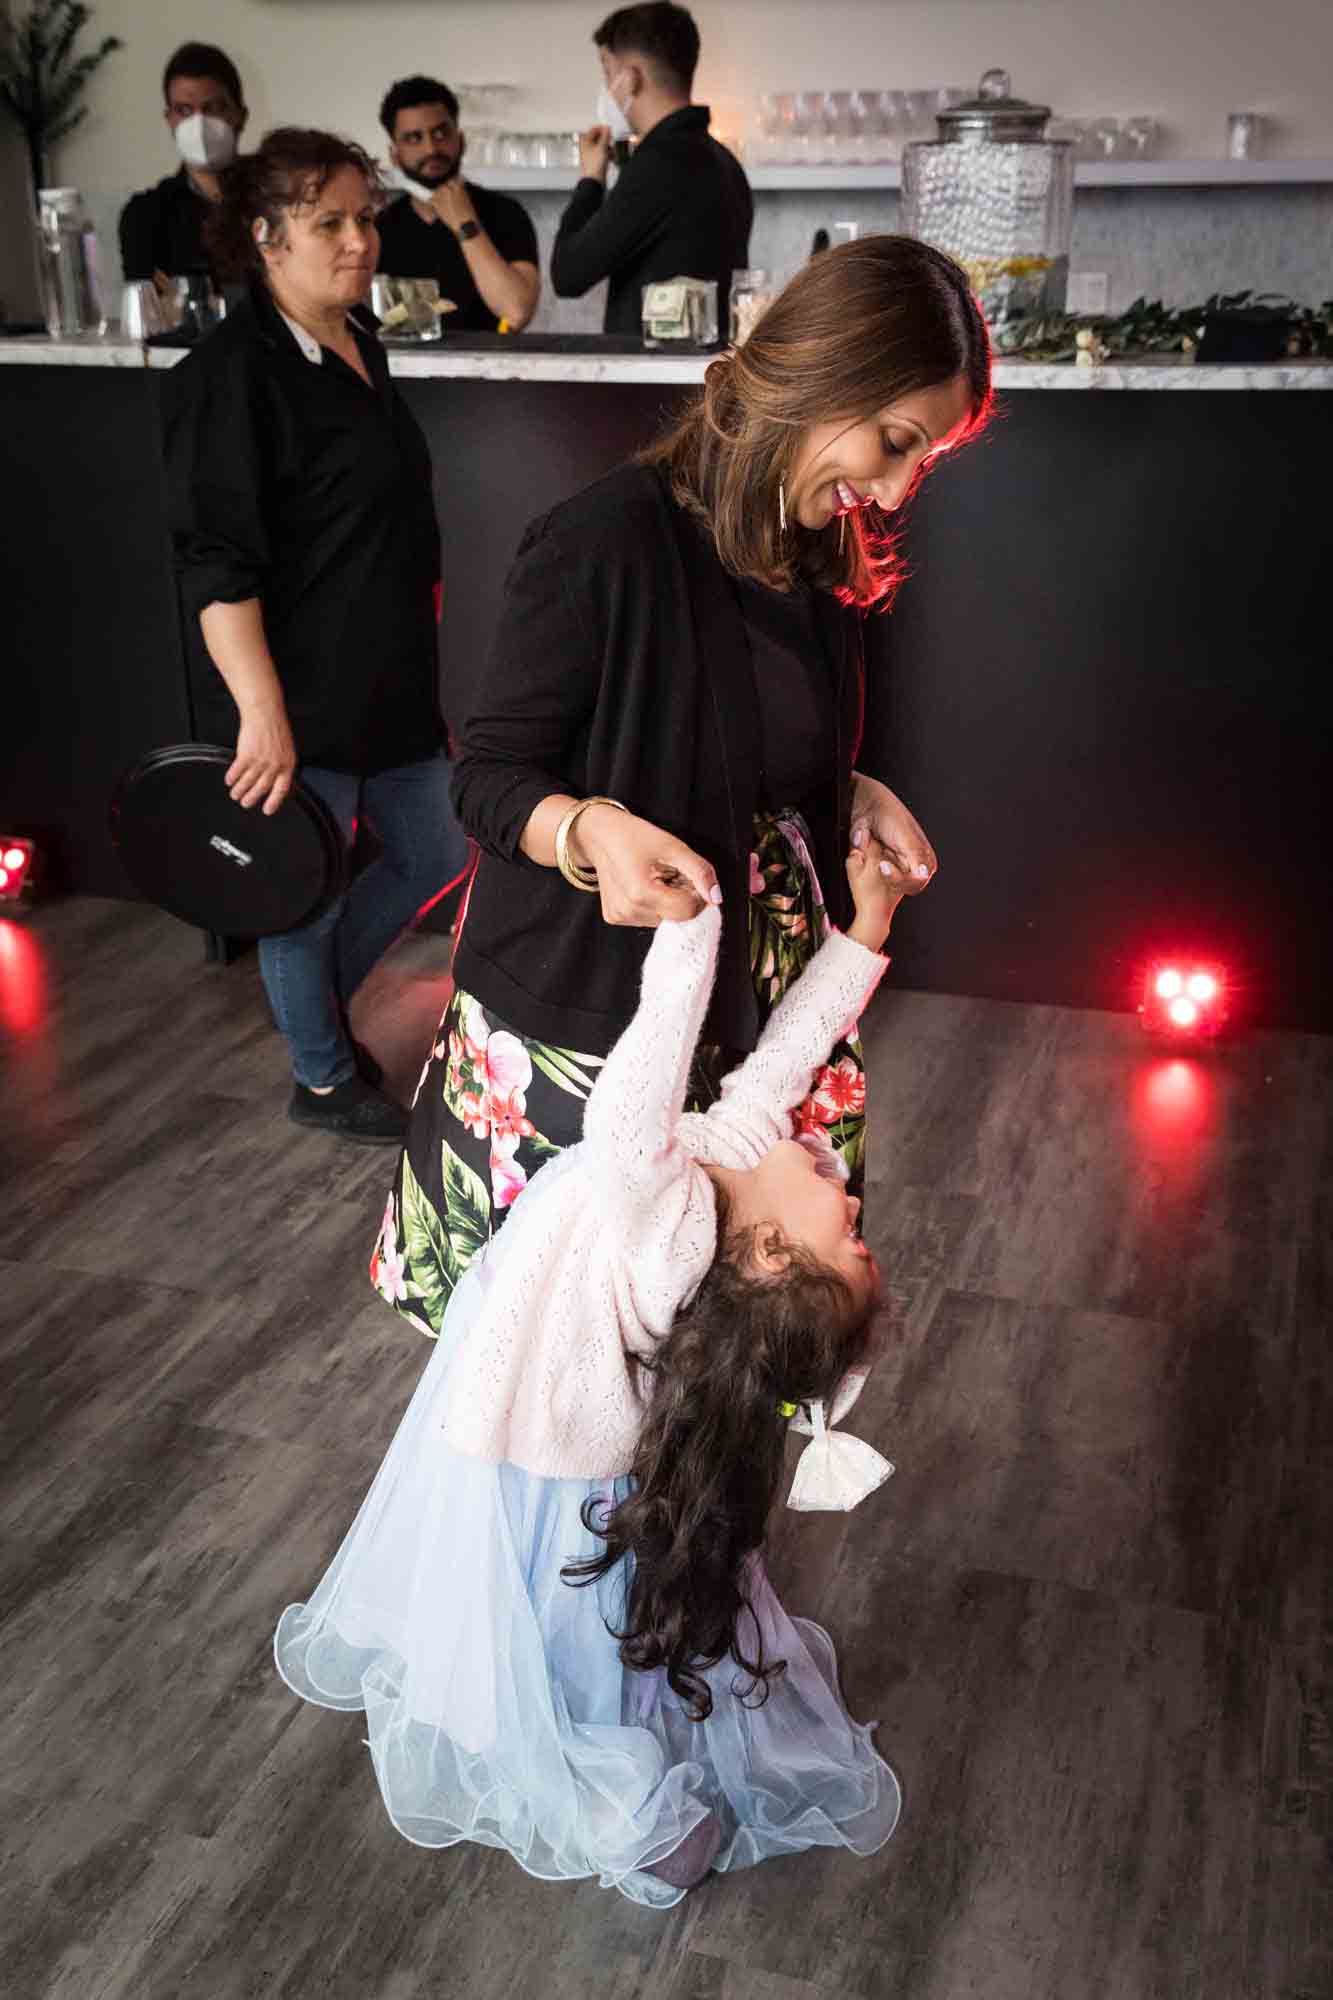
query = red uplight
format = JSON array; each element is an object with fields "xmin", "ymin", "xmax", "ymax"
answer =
[
  {"xmin": 1140, "ymin": 959, "xmax": 1228, "ymax": 1040},
  {"xmin": 0, "ymin": 837, "xmax": 33, "ymax": 901}
]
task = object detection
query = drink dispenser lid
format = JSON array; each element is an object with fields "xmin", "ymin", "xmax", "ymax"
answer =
[
  {"xmin": 935, "ymin": 69, "xmax": 1053, "ymax": 143},
  {"xmin": 38, "ymin": 186, "xmax": 83, "ymax": 209}
]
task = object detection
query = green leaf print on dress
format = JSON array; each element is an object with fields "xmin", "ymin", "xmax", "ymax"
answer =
[
  {"xmin": 440, "ymin": 1143, "xmax": 492, "ymax": 1279},
  {"xmin": 398, "ymin": 1149, "xmax": 462, "ymax": 1326}
]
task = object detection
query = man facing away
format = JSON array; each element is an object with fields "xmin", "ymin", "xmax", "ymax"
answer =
[
  {"xmin": 551, "ymin": 2, "xmax": 752, "ymax": 337},
  {"xmin": 376, "ymin": 76, "xmax": 540, "ymax": 333},
  {"xmin": 118, "ymin": 41, "xmax": 248, "ymax": 289}
]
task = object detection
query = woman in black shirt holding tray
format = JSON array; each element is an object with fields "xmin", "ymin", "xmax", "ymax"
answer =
[{"xmin": 163, "ymin": 128, "xmax": 468, "ymax": 1146}]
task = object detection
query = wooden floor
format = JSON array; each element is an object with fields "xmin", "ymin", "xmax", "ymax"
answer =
[{"xmin": 0, "ymin": 897, "xmax": 1327, "ymax": 2000}]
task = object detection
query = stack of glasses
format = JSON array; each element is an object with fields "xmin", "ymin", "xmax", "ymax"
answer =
[{"xmin": 748, "ymin": 89, "xmax": 970, "ymax": 167}]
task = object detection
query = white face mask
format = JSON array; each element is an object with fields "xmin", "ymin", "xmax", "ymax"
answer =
[
  {"xmin": 174, "ymin": 112, "xmax": 238, "ymax": 171},
  {"xmin": 596, "ymin": 73, "xmax": 634, "ymax": 143}
]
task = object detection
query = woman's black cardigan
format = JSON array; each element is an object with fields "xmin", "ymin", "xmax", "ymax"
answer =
[{"xmin": 450, "ymin": 463, "xmax": 867, "ymax": 1058}]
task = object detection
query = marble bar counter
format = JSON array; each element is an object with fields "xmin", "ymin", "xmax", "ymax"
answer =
[
  {"xmin": 2, "ymin": 330, "xmax": 1333, "ymax": 390},
  {"xmin": 4, "ymin": 330, "xmax": 1330, "ymax": 1029}
]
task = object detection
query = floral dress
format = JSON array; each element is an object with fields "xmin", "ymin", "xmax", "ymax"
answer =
[{"xmin": 371, "ymin": 811, "xmax": 867, "ymax": 1334}]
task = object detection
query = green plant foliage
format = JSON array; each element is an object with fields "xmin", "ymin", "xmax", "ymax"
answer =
[
  {"xmin": 992, "ymin": 289, "xmax": 1333, "ymax": 363},
  {"xmin": 0, "ymin": 0, "xmax": 122, "ymax": 195}
]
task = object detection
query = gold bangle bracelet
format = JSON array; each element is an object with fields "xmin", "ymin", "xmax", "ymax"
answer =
[{"xmin": 554, "ymin": 796, "xmax": 627, "ymax": 892}]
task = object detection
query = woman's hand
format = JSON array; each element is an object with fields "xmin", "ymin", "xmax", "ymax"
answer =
[
  {"xmin": 575, "ymin": 803, "xmax": 721, "ymax": 927},
  {"xmin": 227, "ymin": 699, "xmax": 298, "ymax": 815},
  {"xmin": 850, "ymin": 773, "xmax": 937, "ymax": 895},
  {"xmin": 846, "ymin": 830, "xmax": 905, "ymax": 952}
]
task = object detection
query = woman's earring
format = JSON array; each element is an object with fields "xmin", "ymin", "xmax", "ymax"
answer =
[
  {"xmin": 839, "ymin": 511, "xmax": 847, "ymax": 554},
  {"xmin": 778, "ymin": 479, "xmax": 787, "ymax": 535}
]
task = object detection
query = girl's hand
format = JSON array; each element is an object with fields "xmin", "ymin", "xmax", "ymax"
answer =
[
  {"xmin": 850, "ymin": 773, "xmax": 937, "ymax": 895},
  {"xmin": 576, "ymin": 804, "xmax": 721, "ymax": 927},
  {"xmin": 846, "ymin": 828, "xmax": 904, "ymax": 952},
  {"xmin": 228, "ymin": 700, "xmax": 298, "ymax": 814}
]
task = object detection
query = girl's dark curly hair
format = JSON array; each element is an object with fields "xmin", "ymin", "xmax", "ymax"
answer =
[
  {"xmin": 563, "ymin": 1195, "xmax": 880, "ymax": 1720},
  {"xmin": 203, "ymin": 126, "xmax": 383, "ymax": 281}
]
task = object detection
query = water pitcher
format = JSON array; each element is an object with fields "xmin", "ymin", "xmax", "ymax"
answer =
[{"xmin": 37, "ymin": 187, "xmax": 107, "ymax": 337}]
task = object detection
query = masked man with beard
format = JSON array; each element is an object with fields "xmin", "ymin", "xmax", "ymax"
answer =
[
  {"xmin": 376, "ymin": 76, "xmax": 540, "ymax": 333},
  {"xmin": 119, "ymin": 41, "xmax": 249, "ymax": 290}
]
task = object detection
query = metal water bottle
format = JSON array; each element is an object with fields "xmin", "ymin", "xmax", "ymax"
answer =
[{"xmin": 37, "ymin": 187, "xmax": 107, "ymax": 337}]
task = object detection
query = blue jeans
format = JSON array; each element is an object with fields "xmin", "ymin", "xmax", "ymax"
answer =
[{"xmin": 259, "ymin": 752, "xmax": 470, "ymax": 1089}]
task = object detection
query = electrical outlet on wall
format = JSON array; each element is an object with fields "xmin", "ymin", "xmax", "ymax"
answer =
[{"xmin": 1067, "ymin": 271, "xmax": 1110, "ymax": 316}]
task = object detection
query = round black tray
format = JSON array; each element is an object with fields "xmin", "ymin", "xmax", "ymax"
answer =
[{"xmin": 109, "ymin": 745, "xmax": 346, "ymax": 938}]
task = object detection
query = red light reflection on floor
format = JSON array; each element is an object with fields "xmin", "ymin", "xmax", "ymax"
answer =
[
  {"xmin": 1131, "ymin": 1056, "xmax": 1217, "ymax": 1157},
  {"xmin": 0, "ymin": 919, "xmax": 49, "ymax": 1035}
]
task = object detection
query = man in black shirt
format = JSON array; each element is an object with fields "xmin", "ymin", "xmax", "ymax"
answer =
[
  {"xmin": 551, "ymin": 4, "xmax": 752, "ymax": 337},
  {"xmin": 376, "ymin": 76, "xmax": 540, "ymax": 333},
  {"xmin": 119, "ymin": 42, "xmax": 248, "ymax": 286}
]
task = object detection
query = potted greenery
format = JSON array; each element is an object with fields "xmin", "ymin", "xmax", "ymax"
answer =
[{"xmin": 0, "ymin": 0, "xmax": 122, "ymax": 201}]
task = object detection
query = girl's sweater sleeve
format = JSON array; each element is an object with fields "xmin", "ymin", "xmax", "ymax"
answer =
[
  {"xmin": 580, "ymin": 904, "xmax": 721, "ymax": 1204},
  {"xmin": 689, "ymin": 932, "xmax": 887, "ymax": 1168}
]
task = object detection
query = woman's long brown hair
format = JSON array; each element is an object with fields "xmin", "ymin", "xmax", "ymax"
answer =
[
  {"xmin": 641, "ymin": 233, "xmax": 993, "ymax": 609},
  {"xmin": 563, "ymin": 1203, "xmax": 880, "ymax": 1720}
]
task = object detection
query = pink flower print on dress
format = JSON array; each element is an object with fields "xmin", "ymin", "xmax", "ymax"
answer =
[
  {"xmin": 793, "ymin": 1092, "xmax": 834, "ymax": 1135},
  {"xmin": 453, "ymin": 1013, "xmax": 537, "ymax": 1147},
  {"xmin": 489, "ymin": 1086, "xmax": 536, "ymax": 1159},
  {"xmin": 749, "ymin": 850, "xmax": 765, "ymax": 895},
  {"xmin": 370, "ymin": 1193, "xmax": 408, "ymax": 1303},
  {"xmin": 810, "ymin": 1056, "xmax": 866, "ymax": 1122},
  {"xmin": 490, "ymin": 1149, "xmax": 529, "ymax": 1210},
  {"xmin": 459, "ymin": 1089, "xmax": 492, "ymax": 1140}
]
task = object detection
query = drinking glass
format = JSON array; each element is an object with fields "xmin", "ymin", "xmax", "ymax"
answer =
[
  {"xmin": 824, "ymin": 90, "xmax": 859, "ymax": 165},
  {"xmin": 874, "ymin": 90, "xmax": 908, "ymax": 160},
  {"xmin": 730, "ymin": 268, "xmax": 776, "ymax": 345},
  {"xmin": 776, "ymin": 92, "xmax": 817, "ymax": 165},
  {"xmin": 1086, "ymin": 117, "xmax": 1124, "ymax": 160},
  {"xmin": 752, "ymin": 92, "xmax": 780, "ymax": 166},
  {"xmin": 170, "ymin": 274, "xmax": 224, "ymax": 337},
  {"xmin": 1122, "ymin": 116, "xmax": 1158, "ymax": 158},
  {"xmin": 1227, "ymin": 111, "xmax": 1266, "ymax": 160},
  {"xmin": 120, "ymin": 279, "xmax": 165, "ymax": 339},
  {"xmin": 847, "ymin": 89, "xmax": 874, "ymax": 164},
  {"xmin": 898, "ymin": 92, "xmax": 932, "ymax": 144}
]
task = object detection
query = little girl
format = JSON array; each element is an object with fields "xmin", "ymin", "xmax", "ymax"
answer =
[{"xmin": 275, "ymin": 836, "xmax": 904, "ymax": 1908}]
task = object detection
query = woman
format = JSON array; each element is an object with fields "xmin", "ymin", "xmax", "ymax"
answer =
[
  {"xmin": 163, "ymin": 128, "xmax": 469, "ymax": 1145},
  {"xmin": 373, "ymin": 234, "xmax": 991, "ymax": 1326}
]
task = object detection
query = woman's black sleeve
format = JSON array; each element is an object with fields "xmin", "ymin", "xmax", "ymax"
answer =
[
  {"xmin": 161, "ymin": 347, "xmax": 271, "ymax": 623},
  {"xmin": 450, "ymin": 521, "xmax": 603, "ymax": 861}
]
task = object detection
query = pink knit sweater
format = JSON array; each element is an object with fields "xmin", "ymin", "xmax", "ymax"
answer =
[{"xmin": 440, "ymin": 905, "xmax": 887, "ymax": 1478}]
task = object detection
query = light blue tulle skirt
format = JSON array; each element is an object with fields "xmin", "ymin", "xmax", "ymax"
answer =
[{"xmin": 275, "ymin": 1232, "xmax": 901, "ymax": 1907}]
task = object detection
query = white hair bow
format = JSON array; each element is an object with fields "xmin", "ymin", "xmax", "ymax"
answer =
[{"xmin": 786, "ymin": 1371, "xmax": 894, "ymax": 1513}]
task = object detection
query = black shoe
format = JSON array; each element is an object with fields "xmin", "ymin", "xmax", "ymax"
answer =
[
  {"xmin": 288, "ymin": 1075, "xmax": 407, "ymax": 1145},
  {"xmin": 332, "ymin": 1000, "xmax": 384, "ymax": 1089},
  {"xmin": 350, "ymin": 1038, "xmax": 383, "ymax": 1089}
]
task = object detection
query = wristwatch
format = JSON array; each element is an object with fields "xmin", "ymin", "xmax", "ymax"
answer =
[{"xmin": 457, "ymin": 219, "xmax": 481, "ymax": 242}]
